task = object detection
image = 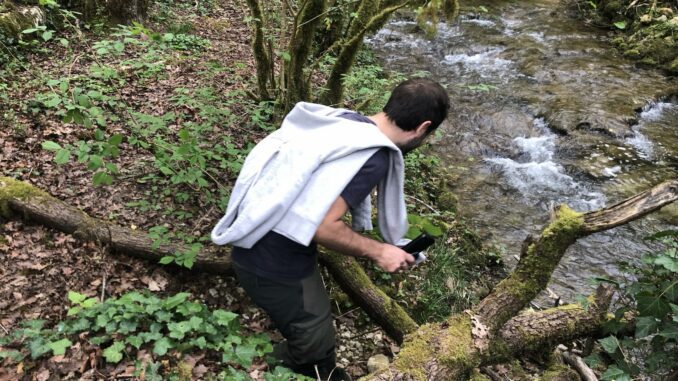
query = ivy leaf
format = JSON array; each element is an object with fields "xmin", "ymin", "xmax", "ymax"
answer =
[
  {"xmin": 55, "ymin": 149, "xmax": 71, "ymax": 165},
  {"xmin": 234, "ymin": 343, "xmax": 257, "ymax": 367},
  {"xmin": 126, "ymin": 335, "xmax": 143, "ymax": 349},
  {"xmin": 28, "ymin": 338, "xmax": 50, "ymax": 359},
  {"xmin": 162, "ymin": 293, "xmax": 190, "ymax": 309},
  {"xmin": 192, "ymin": 336, "xmax": 207, "ymax": 349},
  {"xmin": 637, "ymin": 294, "xmax": 671, "ymax": 319},
  {"xmin": 68, "ymin": 291, "xmax": 87, "ymax": 304},
  {"xmin": 658, "ymin": 321, "xmax": 678, "ymax": 341},
  {"xmin": 601, "ymin": 365, "xmax": 631, "ymax": 381},
  {"xmin": 188, "ymin": 316, "xmax": 204, "ymax": 330},
  {"xmin": 613, "ymin": 21, "xmax": 626, "ymax": 29},
  {"xmin": 153, "ymin": 337, "xmax": 172, "ymax": 356},
  {"xmin": 635, "ymin": 316, "xmax": 658, "ymax": 338},
  {"xmin": 213, "ymin": 310, "xmax": 237, "ymax": 327},
  {"xmin": 655, "ymin": 255, "xmax": 678, "ymax": 272},
  {"xmin": 598, "ymin": 335, "xmax": 619, "ymax": 354},
  {"xmin": 103, "ymin": 341, "xmax": 125, "ymax": 363},
  {"xmin": 47, "ymin": 338, "xmax": 72, "ymax": 356}
]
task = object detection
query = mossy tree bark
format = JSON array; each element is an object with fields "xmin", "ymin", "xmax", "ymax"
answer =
[
  {"xmin": 244, "ymin": 0, "xmax": 272, "ymax": 101},
  {"xmin": 319, "ymin": 251, "xmax": 419, "ymax": 343}
]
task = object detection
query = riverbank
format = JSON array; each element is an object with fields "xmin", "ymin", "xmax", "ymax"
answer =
[
  {"xmin": 569, "ymin": 0, "xmax": 678, "ymax": 74},
  {"xmin": 0, "ymin": 1, "xmax": 500, "ymax": 379}
]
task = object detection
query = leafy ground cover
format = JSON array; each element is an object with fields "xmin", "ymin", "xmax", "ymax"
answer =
[{"xmin": 0, "ymin": 0, "xmax": 499, "ymax": 379}]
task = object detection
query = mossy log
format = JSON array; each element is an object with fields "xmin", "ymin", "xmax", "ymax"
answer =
[
  {"xmin": 319, "ymin": 251, "xmax": 419, "ymax": 343},
  {"xmin": 362, "ymin": 179, "xmax": 677, "ymax": 380},
  {"xmin": 0, "ymin": 177, "xmax": 232, "ymax": 273}
]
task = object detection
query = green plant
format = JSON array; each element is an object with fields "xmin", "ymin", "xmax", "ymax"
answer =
[
  {"xmin": 586, "ymin": 230, "xmax": 678, "ymax": 380},
  {"xmin": 0, "ymin": 291, "xmax": 292, "ymax": 377},
  {"xmin": 410, "ymin": 240, "xmax": 475, "ymax": 322}
]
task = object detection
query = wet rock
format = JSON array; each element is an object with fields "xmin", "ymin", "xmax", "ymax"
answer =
[{"xmin": 367, "ymin": 354, "xmax": 390, "ymax": 373}]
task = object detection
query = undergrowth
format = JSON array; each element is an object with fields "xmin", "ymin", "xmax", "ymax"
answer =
[{"xmin": 0, "ymin": 291, "xmax": 308, "ymax": 380}]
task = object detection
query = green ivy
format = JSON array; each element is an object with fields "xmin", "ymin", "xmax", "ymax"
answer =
[
  {"xmin": 0, "ymin": 291, "xmax": 303, "ymax": 378},
  {"xmin": 586, "ymin": 230, "xmax": 678, "ymax": 380}
]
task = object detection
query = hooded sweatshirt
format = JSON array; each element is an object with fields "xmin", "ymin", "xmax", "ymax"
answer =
[{"xmin": 210, "ymin": 102, "xmax": 408, "ymax": 248}]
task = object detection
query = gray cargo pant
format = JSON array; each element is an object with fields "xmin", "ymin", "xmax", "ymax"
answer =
[{"xmin": 233, "ymin": 263, "xmax": 336, "ymax": 370}]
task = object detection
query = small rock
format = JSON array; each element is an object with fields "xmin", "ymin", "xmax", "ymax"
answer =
[{"xmin": 367, "ymin": 354, "xmax": 390, "ymax": 373}]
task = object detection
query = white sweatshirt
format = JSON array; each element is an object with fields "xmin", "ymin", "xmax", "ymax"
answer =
[{"xmin": 210, "ymin": 102, "xmax": 408, "ymax": 248}]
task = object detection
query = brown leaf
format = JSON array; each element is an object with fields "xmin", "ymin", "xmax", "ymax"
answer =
[{"xmin": 35, "ymin": 368, "xmax": 50, "ymax": 381}]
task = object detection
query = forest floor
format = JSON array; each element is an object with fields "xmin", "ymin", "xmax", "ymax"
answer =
[{"xmin": 0, "ymin": 0, "xmax": 502, "ymax": 380}]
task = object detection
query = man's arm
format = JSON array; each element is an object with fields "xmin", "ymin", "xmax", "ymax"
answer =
[{"xmin": 314, "ymin": 196, "xmax": 415, "ymax": 272}]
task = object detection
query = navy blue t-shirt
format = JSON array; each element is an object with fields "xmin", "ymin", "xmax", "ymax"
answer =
[{"xmin": 231, "ymin": 112, "xmax": 389, "ymax": 280}]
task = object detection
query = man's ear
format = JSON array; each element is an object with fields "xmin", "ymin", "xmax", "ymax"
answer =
[{"xmin": 414, "ymin": 121, "xmax": 432, "ymax": 137}]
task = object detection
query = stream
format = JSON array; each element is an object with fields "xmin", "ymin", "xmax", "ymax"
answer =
[{"xmin": 367, "ymin": 0, "xmax": 677, "ymax": 303}]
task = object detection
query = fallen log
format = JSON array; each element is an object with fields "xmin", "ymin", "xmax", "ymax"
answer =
[
  {"xmin": 0, "ymin": 177, "xmax": 233, "ymax": 273},
  {"xmin": 364, "ymin": 179, "xmax": 677, "ymax": 380},
  {"xmin": 319, "ymin": 251, "xmax": 419, "ymax": 344}
]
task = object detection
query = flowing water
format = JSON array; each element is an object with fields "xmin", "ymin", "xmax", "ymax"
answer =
[{"xmin": 367, "ymin": 0, "xmax": 677, "ymax": 303}]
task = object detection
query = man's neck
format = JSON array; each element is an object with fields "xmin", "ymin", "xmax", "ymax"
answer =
[{"xmin": 368, "ymin": 112, "xmax": 402, "ymax": 145}]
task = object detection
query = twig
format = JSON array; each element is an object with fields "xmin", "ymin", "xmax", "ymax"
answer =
[
  {"xmin": 190, "ymin": 205, "xmax": 216, "ymax": 236},
  {"xmin": 336, "ymin": 307, "xmax": 361, "ymax": 319},
  {"xmin": 561, "ymin": 351, "xmax": 598, "ymax": 381},
  {"xmin": 0, "ymin": 322, "xmax": 9, "ymax": 335},
  {"xmin": 100, "ymin": 269, "xmax": 107, "ymax": 302},
  {"xmin": 406, "ymin": 194, "xmax": 440, "ymax": 215},
  {"xmin": 481, "ymin": 366, "xmax": 503, "ymax": 381}
]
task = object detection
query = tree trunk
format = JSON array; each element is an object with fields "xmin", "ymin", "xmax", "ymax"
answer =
[
  {"xmin": 244, "ymin": 0, "xmax": 272, "ymax": 101},
  {"xmin": 63, "ymin": 0, "xmax": 149, "ymax": 24},
  {"xmin": 0, "ymin": 177, "xmax": 232, "ymax": 273}
]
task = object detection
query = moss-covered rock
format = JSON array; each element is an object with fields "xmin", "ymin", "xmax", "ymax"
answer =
[{"xmin": 0, "ymin": 2, "xmax": 35, "ymax": 37}]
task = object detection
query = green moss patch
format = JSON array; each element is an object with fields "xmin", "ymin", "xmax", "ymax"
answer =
[{"xmin": 0, "ymin": 177, "xmax": 48, "ymax": 217}]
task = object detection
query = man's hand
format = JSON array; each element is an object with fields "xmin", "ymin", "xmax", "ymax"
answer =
[
  {"xmin": 314, "ymin": 196, "xmax": 415, "ymax": 273},
  {"xmin": 372, "ymin": 244, "xmax": 416, "ymax": 272}
]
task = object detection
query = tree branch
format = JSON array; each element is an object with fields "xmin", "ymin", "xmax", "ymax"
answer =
[
  {"xmin": 319, "ymin": 250, "xmax": 418, "ymax": 343},
  {"xmin": 0, "ymin": 177, "xmax": 232, "ymax": 273}
]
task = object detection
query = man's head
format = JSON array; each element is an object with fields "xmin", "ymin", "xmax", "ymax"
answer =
[{"xmin": 384, "ymin": 78, "xmax": 450, "ymax": 134}]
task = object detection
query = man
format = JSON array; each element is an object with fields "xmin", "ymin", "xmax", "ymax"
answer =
[{"xmin": 211, "ymin": 78, "xmax": 449, "ymax": 380}]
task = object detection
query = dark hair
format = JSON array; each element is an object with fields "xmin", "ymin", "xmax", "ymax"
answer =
[{"xmin": 383, "ymin": 78, "xmax": 450, "ymax": 132}]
